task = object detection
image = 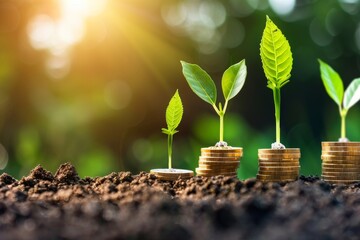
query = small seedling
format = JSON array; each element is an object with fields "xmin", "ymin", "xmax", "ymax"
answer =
[
  {"xmin": 260, "ymin": 16, "xmax": 293, "ymax": 149},
  {"xmin": 161, "ymin": 90, "xmax": 183, "ymax": 169},
  {"xmin": 181, "ymin": 60, "xmax": 247, "ymax": 146},
  {"xmin": 318, "ymin": 60, "xmax": 360, "ymax": 142},
  {"xmin": 150, "ymin": 90, "xmax": 193, "ymax": 180}
]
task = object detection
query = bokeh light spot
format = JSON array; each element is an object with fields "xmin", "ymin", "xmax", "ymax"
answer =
[
  {"xmin": 223, "ymin": 20, "xmax": 245, "ymax": 48},
  {"xmin": 45, "ymin": 54, "xmax": 70, "ymax": 79},
  {"xmin": 27, "ymin": 15, "xmax": 55, "ymax": 50},
  {"xmin": 269, "ymin": 0, "xmax": 296, "ymax": 15},
  {"xmin": 161, "ymin": 4, "xmax": 187, "ymax": 27},
  {"xmin": 199, "ymin": 1, "xmax": 226, "ymax": 29},
  {"xmin": 354, "ymin": 23, "xmax": 360, "ymax": 51},
  {"xmin": 309, "ymin": 18, "xmax": 333, "ymax": 46}
]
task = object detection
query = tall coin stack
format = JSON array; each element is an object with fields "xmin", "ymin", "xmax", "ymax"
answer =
[
  {"xmin": 195, "ymin": 147, "xmax": 243, "ymax": 177},
  {"xmin": 257, "ymin": 149, "xmax": 301, "ymax": 182},
  {"xmin": 321, "ymin": 142, "xmax": 360, "ymax": 184}
]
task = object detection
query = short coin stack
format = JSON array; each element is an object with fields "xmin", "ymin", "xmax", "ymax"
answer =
[
  {"xmin": 321, "ymin": 142, "xmax": 360, "ymax": 184},
  {"xmin": 195, "ymin": 147, "xmax": 243, "ymax": 177},
  {"xmin": 257, "ymin": 148, "xmax": 300, "ymax": 182},
  {"xmin": 150, "ymin": 169, "xmax": 194, "ymax": 181}
]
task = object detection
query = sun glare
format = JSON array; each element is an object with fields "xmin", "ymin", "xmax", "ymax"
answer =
[{"xmin": 27, "ymin": 0, "xmax": 107, "ymax": 78}]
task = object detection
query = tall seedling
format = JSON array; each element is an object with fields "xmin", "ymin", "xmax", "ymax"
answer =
[
  {"xmin": 260, "ymin": 16, "xmax": 293, "ymax": 147},
  {"xmin": 318, "ymin": 60, "xmax": 360, "ymax": 141},
  {"xmin": 181, "ymin": 60, "xmax": 247, "ymax": 145},
  {"xmin": 161, "ymin": 90, "xmax": 183, "ymax": 169}
]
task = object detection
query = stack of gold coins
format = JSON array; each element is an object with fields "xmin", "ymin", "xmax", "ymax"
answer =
[
  {"xmin": 150, "ymin": 169, "xmax": 194, "ymax": 181},
  {"xmin": 195, "ymin": 147, "xmax": 243, "ymax": 177},
  {"xmin": 257, "ymin": 148, "xmax": 300, "ymax": 182},
  {"xmin": 321, "ymin": 142, "xmax": 360, "ymax": 184}
]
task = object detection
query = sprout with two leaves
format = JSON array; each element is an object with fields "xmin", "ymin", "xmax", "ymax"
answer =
[
  {"xmin": 181, "ymin": 60, "xmax": 247, "ymax": 147},
  {"xmin": 319, "ymin": 60, "xmax": 360, "ymax": 142},
  {"xmin": 260, "ymin": 16, "xmax": 293, "ymax": 149}
]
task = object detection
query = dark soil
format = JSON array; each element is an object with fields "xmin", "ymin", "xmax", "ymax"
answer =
[{"xmin": 1, "ymin": 163, "xmax": 360, "ymax": 240}]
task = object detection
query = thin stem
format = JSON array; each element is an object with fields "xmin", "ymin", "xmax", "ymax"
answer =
[
  {"xmin": 220, "ymin": 113, "xmax": 224, "ymax": 142},
  {"xmin": 273, "ymin": 88, "xmax": 281, "ymax": 143},
  {"xmin": 340, "ymin": 108, "xmax": 347, "ymax": 139},
  {"xmin": 168, "ymin": 134, "xmax": 173, "ymax": 169}
]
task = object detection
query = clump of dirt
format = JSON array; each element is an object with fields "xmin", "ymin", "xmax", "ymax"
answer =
[{"xmin": 0, "ymin": 163, "xmax": 359, "ymax": 240}]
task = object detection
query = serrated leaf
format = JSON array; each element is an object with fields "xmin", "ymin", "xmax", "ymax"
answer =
[
  {"xmin": 165, "ymin": 90, "xmax": 183, "ymax": 133},
  {"xmin": 344, "ymin": 78, "xmax": 360, "ymax": 110},
  {"xmin": 222, "ymin": 59, "xmax": 247, "ymax": 101},
  {"xmin": 181, "ymin": 61, "xmax": 217, "ymax": 105},
  {"xmin": 318, "ymin": 59, "xmax": 344, "ymax": 107},
  {"xmin": 260, "ymin": 16, "xmax": 293, "ymax": 89}
]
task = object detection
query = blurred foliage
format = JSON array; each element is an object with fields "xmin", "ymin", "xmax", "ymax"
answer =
[{"xmin": 0, "ymin": 0, "xmax": 359, "ymax": 179}]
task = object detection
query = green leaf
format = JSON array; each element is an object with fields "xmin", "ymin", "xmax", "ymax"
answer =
[
  {"xmin": 164, "ymin": 90, "xmax": 183, "ymax": 133},
  {"xmin": 344, "ymin": 78, "xmax": 360, "ymax": 110},
  {"xmin": 181, "ymin": 61, "xmax": 217, "ymax": 105},
  {"xmin": 260, "ymin": 16, "xmax": 293, "ymax": 89},
  {"xmin": 222, "ymin": 59, "xmax": 247, "ymax": 101},
  {"xmin": 161, "ymin": 128, "xmax": 171, "ymax": 135},
  {"xmin": 318, "ymin": 59, "xmax": 344, "ymax": 107}
]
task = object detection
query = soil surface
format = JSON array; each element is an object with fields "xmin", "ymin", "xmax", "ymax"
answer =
[{"xmin": 0, "ymin": 163, "xmax": 360, "ymax": 240}]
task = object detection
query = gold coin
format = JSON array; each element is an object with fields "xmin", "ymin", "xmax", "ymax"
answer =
[
  {"xmin": 258, "ymin": 166, "xmax": 300, "ymax": 171},
  {"xmin": 199, "ymin": 161, "xmax": 238, "ymax": 166},
  {"xmin": 258, "ymin": 158, "xmax": 300, "ymax": 164},
  {"xmin": 196, "ymin": 167, "xmax": 236, "ymax": 174},
  {"xmin": 321, "ymin": 163, "xmax": 360, "ymax": 169},
  {"xmin": 258, "ymin": 148, "xmax": 300, "ymax": 153},
  {"xmin": 257, "ymin": 170, "xmax": 298, "ymax": 176},
  {"xmin": 322, "ymin": 169, "xmax": 360, "ymax": 174},
  {"xmin": 322, "ymin": 179, "xmax": 360, "ymax": 184},
  {"xmin": 201, "ymin": 152, "xmax": 242, "ymax": 157},
  {"xmin": 199, "ymin": 156, "xmax": 240, "ymax": 161},
  {"xmin": 258, "ymin": 154, "xmax": 301, "ymax": 159},
  {"xmin": 322, "ymin": 162, "xmax": 360, "ymax": 166},
  {"xmin": 259, "ymin": 158, "xmax": 299, "ymax": 161},
  {"xmin": 321, "ymin": 158, "xmax": 360, "ymax": 164},
  {"xmin": 150, "ymin": 169, "xmax": 194, "ymax": 181},
  {"xmin": 201, "ymin": 147, "xmax": 243, "ymax": 153},
  {"xmin": 322, "ymin": 142, "xmax": 360, "ymax": 147},
  {"xmin": 259, "ymin": 161, "xmax": 299, "ymax": 167},
  {"xmin": 199, "ymin": 160, "xmax": 240, "ymax": 165},
  {"xmin": 322, "ymin": 146, "xmax": 360, "ymax": 152},
  {"xmin": 321, "ymin": 151, "xmax": 360, "ymax": 156},
  {"xmin": 322, "ymin": 174, "xmax": 360, "ymax": 179},
  {"xmin": 322, "ymin": 156, "xmax": 360, "ymax": 161},
  {"xmin": 257, "ymin": 171, "xmax": 299, "ymax": 175},
  {"xmin": 322, "ymin": 171, "xmax": 360, "ymax": 176},
  {"xmin": 198, "ymin": 164, "xmax": 237, "ymax": 170},
  {"xmin": 321, "ymin": 163, "xmax": 360, "ymax": 168},
  {"xmin": 196, "ymin": 173, "xmax": 237, "ymax": 177},
  {"xmin": 256, "ymin": 174, "xmax": 297, "ymax": 181}
]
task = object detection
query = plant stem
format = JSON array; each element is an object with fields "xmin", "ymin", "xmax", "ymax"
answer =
[
  {"xmin": 340, "ymin": 108, "xmax": 347, "ymax": 139},
  {"xmin": 220, "ymin": 113, "xmax": 224, "ymax": 142},
  {"xmin": 273, "ymin": 88, "xmax": 281, "ymax": 143},
  {"xmin": 168, "ymin": 134, "xmax": 173, "ymax": 169}
]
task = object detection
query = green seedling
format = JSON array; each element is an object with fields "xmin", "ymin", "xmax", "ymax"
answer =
[
  {"xmin": 161, "ymin": 90, "xmax": 183, "ymax": 169},
  {"xmin": 181, "ymin": 59, "xmax": 247, "ymax": 146},
  {"xmin": 318, "ymin": 60, "xmax": 360, "ymax": 141},
  {"xmin": 260, "ymin": 16, "xmax": 293, "ymax": 148}
]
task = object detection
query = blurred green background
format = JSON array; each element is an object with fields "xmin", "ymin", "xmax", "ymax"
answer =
[{"xmin": 0, "ymin": 0, "xmax": 359, "ymax": 179}]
